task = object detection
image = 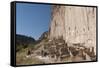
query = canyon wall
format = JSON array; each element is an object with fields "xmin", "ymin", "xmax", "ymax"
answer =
[
  {"xmin": 49, "ymin": 5, "xmax": 96, "ymax": 53},
  {"xmin": 49, "ymin": 5, "xmax": 66, "ymax": 40}
]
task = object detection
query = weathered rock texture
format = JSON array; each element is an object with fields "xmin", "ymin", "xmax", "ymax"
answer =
[{"xmin": 49, "ymin": 5, "xmax": 96, "ymax": 54}]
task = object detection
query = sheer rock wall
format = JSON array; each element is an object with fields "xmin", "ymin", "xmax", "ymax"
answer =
[{"xmin": 49, "ymin": 5, "xmax": 96, "ymax": 54}]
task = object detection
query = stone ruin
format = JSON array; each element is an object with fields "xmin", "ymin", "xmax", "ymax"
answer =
[{"xmin": 34, "ymin": 37, "xmax": 96, "ymax": 62}]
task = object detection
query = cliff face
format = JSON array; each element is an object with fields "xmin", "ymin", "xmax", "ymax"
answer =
[
  {"xmin": 49, "ymin": 5, "xmax": 96, "ymax": 53},
  {"xmin": 49, "ymin": 5, "xmax": 66, "ymax": 40}
]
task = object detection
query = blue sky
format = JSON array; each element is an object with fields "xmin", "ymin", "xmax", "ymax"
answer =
[{"xmin": 16, "ymin": 3, "xmax": 51, "ymax": 40}]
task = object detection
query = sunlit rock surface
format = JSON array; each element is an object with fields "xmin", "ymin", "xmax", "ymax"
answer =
[{"xmin": 49, "ymin": 5, "xmax": 96, "ymax": 55}]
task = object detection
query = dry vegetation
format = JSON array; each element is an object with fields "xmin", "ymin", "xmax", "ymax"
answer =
[{"xmin": 16, "ymin": 45, "xmax": 44, "ymax": 65}]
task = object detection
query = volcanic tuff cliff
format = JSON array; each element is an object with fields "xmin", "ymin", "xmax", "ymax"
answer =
[{"xmin": 49, "ymin": 5, "xmax": 96, "ymax": 54}]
